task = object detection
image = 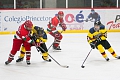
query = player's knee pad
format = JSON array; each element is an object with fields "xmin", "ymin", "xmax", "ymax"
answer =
[
  {"xmin": 13, "ymin": 39, "xmax": 22, "ymax": 51},
  {"xmin": 107, "ymin": 47, "xmax": 114, "ymax": 53},
  {"xmin": 97, "ymin": 44, "xmax": 105, "ymax": 53},
  {"xmin": 24, "ymin": 43, "xmax": 31, "ymax": 51},
  {"xmin": 55, "ymin": 34, "xmax": 63, "ymax": 40},
  {"xmin": 54, "ymin": 32, "xmax": 63, "ymax": 40},
  {"xmin": 10, "ymin": 49, "xmax": 17, "ymax": 55}
]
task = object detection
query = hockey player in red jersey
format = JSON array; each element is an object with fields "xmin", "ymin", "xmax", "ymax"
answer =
[
  {"xmin": 5, "ymin": 20, "xmax": 33, "ymax": 65},
  {"xmin": 47, "ymin": 11, "xmax": 67, "ymax": 50}
]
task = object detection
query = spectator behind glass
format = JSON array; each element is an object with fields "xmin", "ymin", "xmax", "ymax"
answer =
[
  {"xmin": 0, "ymin": 1, "xmax": 3, "ymax": 8},
  {"xmin": 101, "ymin": 0, "xmax": 116, "ymax": 7},
  {"xmin": 23, "ymin": 1, "xmax": 31, "ymax": 8},
  {"xmin": 16, "ymin": 0, "xmax": 23, "ymax": 8},
  {"xmin": 30, "ymin": 1, "xmax": 36, "ymax": 8}
]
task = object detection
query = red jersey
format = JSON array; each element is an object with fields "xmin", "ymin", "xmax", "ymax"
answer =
[
  {"xmin": 47, "ymin": 16, "xmax": 64, "ymax": 31},
  {"xmin": 16, "ymin": 23, "xmax": 31, "ymax": 41}
]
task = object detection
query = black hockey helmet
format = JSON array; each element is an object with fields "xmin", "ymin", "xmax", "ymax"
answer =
[
  {"xmin": 38, "ymin": 28, "xmax": 44, "ymax": 37},
  {"xmin": 35, "ymin": 26, "xmax": 44, "ymax": 37},
  {"xmin": 94, "ymin": 21, "xmax": 101, "ymax": 26}
]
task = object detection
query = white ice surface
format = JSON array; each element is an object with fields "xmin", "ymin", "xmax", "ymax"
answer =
[{"xmin": 0, "ymin": 33, "xmax": 120, "ymax": 80}]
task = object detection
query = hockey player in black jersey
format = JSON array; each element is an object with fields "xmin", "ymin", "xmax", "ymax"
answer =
[{"xmin": 87, "ymin": 21, "xmax": 120, "ymax": 61}]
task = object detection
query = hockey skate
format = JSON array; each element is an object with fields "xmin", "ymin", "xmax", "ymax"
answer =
[
  {"xmin": 5, "ymin": 58, "xmax": 13, "ymax": 65},
  {"xmin": 5, "ymin": 60, "xmax": 11, "ymax": 65},
  {"xmin": 26, "ymin": 60, "xmax": 31, "ymax": 65},
  {"xmin": 105, "ymin": 57, "xmax": 109, "ymax": 61},
  {"xmin": 16, "ymin": 57, "xmax": 24, "ymax": 62},
  {"xmin": 115, "ymin": 56, "xmax": 120, "ymax": 59},
  {"xmin": 53, "ymin": 46, "xmax": 61, "ymax": 50},
  {"xmin": 42, "ymin": 52, "xmax": 51, "ymax": 62},
  {"xmin": 42, "ymin": 56, "xmax": 51, "ymax": 62}
]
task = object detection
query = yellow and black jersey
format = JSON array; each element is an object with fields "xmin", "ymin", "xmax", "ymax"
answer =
[
  {"xmin": 32, "ymin": 26, "xmax": 47, "ymax": 43},
  {"xmin": 87, "ymin": 25, "xmax": 107, "ymax": 44}
]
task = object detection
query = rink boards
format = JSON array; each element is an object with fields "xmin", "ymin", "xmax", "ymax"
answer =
[{"xmin": 0, "ymin": 8, "xmax": 120, "ymax": 34}]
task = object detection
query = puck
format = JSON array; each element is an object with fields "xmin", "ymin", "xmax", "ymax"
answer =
[
  {"xmin": 66, "ymin": 66, "xmax": 69, "ymax": 68},
  {"xmin": 81, "ymin": 66, "xmax": 85, "ymax": 68},
  {"xmin": 48, "ymin": 59, "xmax": 52, "ymax": 62}
]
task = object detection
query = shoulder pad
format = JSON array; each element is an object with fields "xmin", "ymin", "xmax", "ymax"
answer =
[
  {"xmin": 100, "ymin": 25, "xmax": 105, "ymax": 29},
  {"xmin": 34, "ymin": 26, "xmax": 39, "ymax": 30},
  {"xmin": 89, "ymin": 27, "xmax": 95, "ymax": 34}
]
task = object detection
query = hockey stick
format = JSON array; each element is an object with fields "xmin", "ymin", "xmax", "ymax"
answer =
[
  {"xmin": 38, "ymin": 46, "xmax": 69, "ymax": 68},
  {"xmin": 32, "ymin": 30, "xmax": 63, "ymax": 52},
  {"xmin": 48, "ymin": 54, "xmax": 69, "ymax": 68},
  {"xmin": 81, "ymin": 48, "xmax": 92, "ymax": 68},
  {"xmin": 33, "ymin": 30, "xmax": 69, "ymax": 68},
  {"xmin": 43, "ymin": 30, "xmax": 69, "ymax": 68},
  {"xmin": 32, "ymin": 37, "xmax": 69, "ymax": 68}
]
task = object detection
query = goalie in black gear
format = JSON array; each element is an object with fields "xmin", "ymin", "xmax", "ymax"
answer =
[
  {"xmin": 87, "ymin": 21, "xmax": 120, "ymax": 61},
  {"xmin": 16, "ymin": 26, "xmax": 50, "ymax": 63}
]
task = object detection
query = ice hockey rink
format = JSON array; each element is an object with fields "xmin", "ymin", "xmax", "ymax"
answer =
[{"xmin": 0, "ymin": 33, "xmax": 120, "ymax": 80}]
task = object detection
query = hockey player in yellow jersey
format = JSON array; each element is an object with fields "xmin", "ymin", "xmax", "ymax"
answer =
[
  {"xmin": 87, "ymin": 21, "xmax": 120, "ymax": 61},
  {"xmin": 16, "ymin": 26, "xmax": 51, "ymax": 63}
]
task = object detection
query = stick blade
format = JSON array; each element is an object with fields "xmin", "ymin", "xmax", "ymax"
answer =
[
  {"xmin": 81, "ymin": 65, "xmax": 85, "ymax": 68},
  {"xmin": 61, "ymin": 65, "xmax": 69, "ymax": 68}
]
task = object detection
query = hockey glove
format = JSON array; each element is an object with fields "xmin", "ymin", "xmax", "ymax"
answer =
[
  {"xmin": 27, "ymin": 39, "xmax": 34, "ymax": 45},
  {"xmin": 90, "ymin": 42, "xmax": 96, "ymax": 49},
  {"xmin": 22, "ymin": 36, "xmax": 26, "ymax": 41},
  {"xmin": 31, "ymin": 34, "xmax": 37, "ymax": 41},
  {"xmin": 61, "ymin": 23, "xmax": 67, "ymax": 31}
]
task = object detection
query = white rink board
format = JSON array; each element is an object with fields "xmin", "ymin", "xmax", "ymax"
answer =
[{"xmin": 0, "ymin": 9, "xmax": 120, "ymax": 31}]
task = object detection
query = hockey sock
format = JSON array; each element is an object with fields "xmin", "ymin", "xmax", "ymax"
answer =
[
  {"xmin": 108, "ymin": 47, "xmax": 117, "ymax": 57},
  {"xmin": 20, "ymin": 45, "xmax": 26, "ymax": 58},
  {"xmin": 20, "ymin": 51, "xmax": 25, "ymax": 58},
  {"xmin": 26, "ymin": 52, "xmax": 31, "ymax": 61},
  {"xmin": 101, "ymin": 52, "xmax": 107, "ymax": 58},
  {"xmin": 97, "ymin": 44, "xmax": 108, "ymax": 58},
  {"xmin": 8, "ymin": 54, "xmax": 14, "ymax": 61}
]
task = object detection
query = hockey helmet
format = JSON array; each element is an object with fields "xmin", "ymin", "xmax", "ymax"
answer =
[
  {"xmin": 94, "ymin": 21, "xmax": 101, "ymax": 26},
  {"xmin": 24, "ymin": 20, "xmax": 33, "ymax": 30},
  {"xmin": 58, "ymin": 11, "xmax": 64, "ymax": 16},
  {"xmin": 94, "ymin": 21, "xmax": 101, "ymax": 31},
  {"xmin": 36, "ymin": 27, "xmax": 44, "ymax": 37}
]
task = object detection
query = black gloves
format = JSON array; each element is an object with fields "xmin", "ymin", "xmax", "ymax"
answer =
[{"xmin": 90, "ymin": 42, "xmax": 96, "ymax": 49}]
